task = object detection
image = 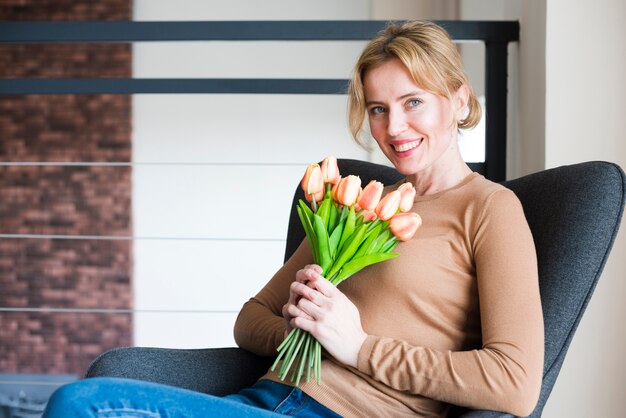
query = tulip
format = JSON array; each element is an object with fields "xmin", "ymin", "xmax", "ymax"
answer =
[
  {"xmin": 334, "ymin": 175, "xmax": 362, "ymax": 206},
  {"xmin": 301, "ymin": 163, "xmax": 324, "ymax": 202},
  {"xmin": 321, "ymin": 156, "xmax": 340, "ymax": 185},
  {"xmin": 398, "ymin": 183, "xmax": 416, "ymax": 212},
  {"xmin": 360, "ymin": 209, "xmax": 377, "ymax": 222},
  {"xmin": 375, "ymin": 190, "xmax": 401, "ymax": 220},
  {"xmin": 357, "ymin": 180, "xmax": 384, "ymax": 211},
  {"xmin": 389, "ymin": 212, "xmax": 422, "ymax": 241}
]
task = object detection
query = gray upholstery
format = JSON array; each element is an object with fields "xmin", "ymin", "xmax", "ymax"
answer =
[{"xmin": 86, "ymin": 160, "xmax": 625, "ymax": 417}]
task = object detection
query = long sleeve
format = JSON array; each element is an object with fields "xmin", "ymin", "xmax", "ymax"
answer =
[
  {"xmin": 355, "ymin": 188, "xmax": 544, "ymax": 416},
  {"xmin": 233, "ymin": 240, "xmax": 314, "ymax": 357},
  {"xmin": 233, "ymin": 174, "xmax": 544, "ymax": 418}
]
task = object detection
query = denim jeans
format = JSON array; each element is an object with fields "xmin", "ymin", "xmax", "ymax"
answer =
[{"xmin": 42, "ymin": 377, "xmax": 341, "ymax": 417}]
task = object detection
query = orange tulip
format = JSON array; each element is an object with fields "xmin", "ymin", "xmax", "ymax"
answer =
[
  {"xmin": 334, "ymin": 175, "xmax": 361, "ymax": 206},
  {"xmin": 360, "ymin": 209, "xmax": 377, "ymax": 222},
  {"xmin": 375, "ymin": 190, "xmax": 401, "ymax": 220},
  {"xmin": 398, "ymin": 183, "xmax": 416, "ymax": 212},
  {"xmin": 321, "ymin": 156, "xmax": 340, "ymax": 185},
  {"xmin": 301, "ymin": 163, "xmax": 324, "ymax": 202},
  {"xmin": 389, "ymin": 212, "xmax": 422, "ymax": 241},
  {"xmin": 357, "ymin": 180, "xmax": 384, "ymax": 211}
]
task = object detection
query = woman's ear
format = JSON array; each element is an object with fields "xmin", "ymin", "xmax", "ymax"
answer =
[{"xmin": 454, "ymin": 84, "xmax": 470, "ymax": 122}]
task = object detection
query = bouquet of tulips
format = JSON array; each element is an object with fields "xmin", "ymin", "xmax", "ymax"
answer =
[{"xmin": 271, "ymin": 156, "xmax": 422, "ymax": 386}]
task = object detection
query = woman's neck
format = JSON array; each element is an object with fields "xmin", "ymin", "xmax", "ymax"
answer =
[{"xmin": 405, "ymin": 154, "xmax": 473, "ymax": 196}]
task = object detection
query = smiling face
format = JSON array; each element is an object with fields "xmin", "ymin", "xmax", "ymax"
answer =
[{"xmin": 363, "ymin": 58, "xmax": 468, "ymax": 182}]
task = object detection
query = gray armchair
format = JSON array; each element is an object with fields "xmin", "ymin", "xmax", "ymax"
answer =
[{"xmin": 86, "ymin": 160, "xmax": 625, "ymax": 417}]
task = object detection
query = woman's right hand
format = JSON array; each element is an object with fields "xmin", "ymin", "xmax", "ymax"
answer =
[{"xmin": 282, "ymin": 264, "xmax": 323, "ymax": 335}]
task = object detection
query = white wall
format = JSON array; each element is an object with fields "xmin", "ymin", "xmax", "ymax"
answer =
[
  {"xmin": 131, "ymin": 0, "xmax": 372, "ymax": 348},
  {"xmin": 131, "ymin": 0, "xmax": 487, "ymax": 348},
  {"xmin": 542, "ymin": 1, "xmax": 626, "ymax": 416},
  {"xmin": 463, "ymin": 2, "xmax": 626, "ymax": 415}
]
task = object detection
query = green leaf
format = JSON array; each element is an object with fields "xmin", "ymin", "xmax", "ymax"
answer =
[
  {"xmin": 326, "ymin": 223, "xmax": 368, "ymax": 279},
  {"xmin": 366, "ymin": 228, "xmax": 392, "ymax": 255},
  {"xmin": 317, "ymin": 194, "xmax": 332, "ymax": 229},
  {"xmin": 297, "ymin": 206, "xmax": 319, "ymax": 264},
  {"xmin": 328, "ymin": 221, "xmax": 344, "ymax": 259},
  {"xmin": 332, "ymin": 252, "xmax": 399, "ymax": 285},
  {"xmin": 328, "ymin": 201, "xmax": 340, "ymax": 232},
  {"xmin": 352, "ymin": 222, "xmax": 383, "ymax": 260},
  {"xmin": 313, "ymin": 214, "xmax": 332, "ymax": 273},
  {"xmin": 338, "ymin": 206, "xmax": 356, "ymax": 253},
  {"xmin": 298, "ymin": 199, "xmax": 314, "ymax": 220},
  {"xmin": 381, "ymin": 236, "xmax": 399, "ymax": 253}
]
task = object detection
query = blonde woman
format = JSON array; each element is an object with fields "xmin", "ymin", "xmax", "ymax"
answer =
[{"xmin": 43, "ymin": 21, "xmax": 543, "ymax": 418}]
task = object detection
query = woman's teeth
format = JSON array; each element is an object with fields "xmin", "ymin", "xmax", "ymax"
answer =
[{"xmin": 393, "ymin": 140, "xmax": 421, "ymax": 152}]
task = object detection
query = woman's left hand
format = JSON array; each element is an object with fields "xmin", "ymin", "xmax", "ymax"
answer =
[{"xmin": 286, "ymin": 267, "xmax": 367, "ymax": 368}]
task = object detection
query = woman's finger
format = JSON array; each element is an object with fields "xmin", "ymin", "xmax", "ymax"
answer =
[{"xmin": 307, "ymin": 273, "xmax": 336, "ymax": 298}]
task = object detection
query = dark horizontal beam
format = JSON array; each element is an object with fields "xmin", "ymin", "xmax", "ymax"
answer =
[
  {"xmin": 0, "ymin": 20, "xmax": 519, "ymax": 43},
  {"xmin": 0, "ymin": 78, "xmax": 349, "ymax": 95}
]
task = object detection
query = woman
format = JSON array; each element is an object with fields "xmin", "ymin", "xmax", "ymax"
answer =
[{"xmin": 43, "ymin": 20, "xmax": 543, "ymax": 418}]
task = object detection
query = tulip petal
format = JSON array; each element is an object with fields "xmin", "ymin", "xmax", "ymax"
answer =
[{"xmin": 321, "ymin": 156, "xmax": 341, "ymax": 185}]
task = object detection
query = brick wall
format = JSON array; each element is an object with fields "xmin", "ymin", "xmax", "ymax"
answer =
[{"xmin": 0, "ymin": 1, "xmax": 132, "ymax": 375}]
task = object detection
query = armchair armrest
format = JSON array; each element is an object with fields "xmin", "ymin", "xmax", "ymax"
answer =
[{"xmin": 85, "ymin": 346, "xmax": 273, "ymax": 397}]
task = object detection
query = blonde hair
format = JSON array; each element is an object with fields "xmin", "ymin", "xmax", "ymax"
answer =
[{"xmin": 347, "ymin": 20, "xmax": 482, "ymax": 145}]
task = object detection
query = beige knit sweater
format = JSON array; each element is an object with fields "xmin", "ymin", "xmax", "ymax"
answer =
[{"xmin": 234, "ymin": 173, "xmax": 544, "ymax": 417}]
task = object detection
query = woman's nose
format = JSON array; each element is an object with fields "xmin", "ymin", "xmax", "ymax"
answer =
[{"xmin": 387, "ymin": 109, "xmax": 408, "ymax": 137}]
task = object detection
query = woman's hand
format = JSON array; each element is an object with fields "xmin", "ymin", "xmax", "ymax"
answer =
[
  {"xmin": 282, "ymin": 265, "xmax": 368, "ymax": 368},
  {"xmin": 282, "ymin": 264, "xmax": 321, "ymax": 335}
]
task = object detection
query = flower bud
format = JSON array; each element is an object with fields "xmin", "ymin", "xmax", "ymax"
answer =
[
  {"xmin": 357, "ymin": 180, "xmax": 384, "ymax": 211},
  {"xmin": 389, "ymin": 212, "xmax": 422, "ymax": 241},
  {"xmin": 334, "ymin": 175, "xmax": 362, "ymax": 206},
  {"xmin": 375, "ymin": 190, "xmax": 401, "ymax": 220},
  {"xmin": 321, "ymin": 156, "xmax": 340, "ymax": 185},
  {"xmin": 360, "ymin": 209, "xmax": 377, "ymax": 222},
  {"xmin": 301, "ymin": 163, "xmax": 324, "ymax": 202},
  {"xmin": 398, "ymin": 183, "xmax": 416, "ymax": 212}
]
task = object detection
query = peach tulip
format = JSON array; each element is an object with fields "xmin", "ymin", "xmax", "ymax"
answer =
[
  {"xmin": 357, "ymin": 180, "xmax": 384, "ymax": 211},
  {"xmin": 375, "ymin": 190, "xmax": 401, "ymax": 220},
  {"xmin": 398, "ymin": 183, "xmax": 416, "ymax": 212},
  {"xmin": 301, "ymin": 163, "xmax": 324, "ymax": 202},
  {"xmin": 360, "ymin": 209, "xmax": 377, "ymax": 222},
  {"xmin": 321, "ymin": 156, "xmax": 340, "ymax": 185},
  {"xmin": 334, "ymin": 175, "xmax": 361, "ymax": 206},
  {"xmin": 389, "ymin": 212, "xmax": 422, "ymax": 241}
]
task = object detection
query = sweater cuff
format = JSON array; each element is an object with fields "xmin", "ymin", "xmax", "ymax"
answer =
[{"xmin": 357, "ymin": 334, "xmax": 378, "ymax": 376}]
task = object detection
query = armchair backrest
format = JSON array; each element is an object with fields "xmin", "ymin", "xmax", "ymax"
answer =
[{"xmin": 284, "ymin": 159, "xmax": 626, "ymax": 417}]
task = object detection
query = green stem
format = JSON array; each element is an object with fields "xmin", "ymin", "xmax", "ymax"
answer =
[{"xmin": 278, "ymin": 329, "xmax": 304, "ymax": 378}]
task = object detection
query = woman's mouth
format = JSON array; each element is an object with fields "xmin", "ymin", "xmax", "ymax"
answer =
[{"xmin": 392, "ymin": 139, "xmax": 423, "ymax": 153}]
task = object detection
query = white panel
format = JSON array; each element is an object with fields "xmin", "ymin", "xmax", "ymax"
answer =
[
  {"xmin": 458, "ymin": 96, "xmax": 486, "ymax": 163},
  {"xmin": 133, "ymin": 312, "xmax": 239, "ymax": 349},
  {"xmin": 133, "ymin": 0, "xmax": 370, "ymax": 21},
  {"xmin": 133, "ymin": 164, "xmax": 301, "ymax": 238},
  {"xmin": 134, "ymin": 240, "xmax": 285, "ymax": 311},
  {"xmin": 132, "ymin": 95, "xmax": 369, "ymax": 164},
  {"xmin": 133, "ymin": 42, "xmax": 367, "ymax": 79}
]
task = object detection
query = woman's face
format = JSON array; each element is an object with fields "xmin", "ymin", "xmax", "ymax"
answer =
[{"xmin": 363, "ymin": 58, "xmax": 465, "ymax": 177}]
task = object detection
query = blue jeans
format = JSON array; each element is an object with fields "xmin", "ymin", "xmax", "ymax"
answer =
[{"xmin": 42, "ymin": 378, "xmax": 342, "ymax": 417}]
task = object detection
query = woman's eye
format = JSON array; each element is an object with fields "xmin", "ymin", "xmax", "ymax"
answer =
[
  {"xmin": 369, "ymin": 106, "xmax": 386, "ymax": 115},
  {"xmin": 407, "ymin": 99, "xmax": 422, "ymax": 108}
]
